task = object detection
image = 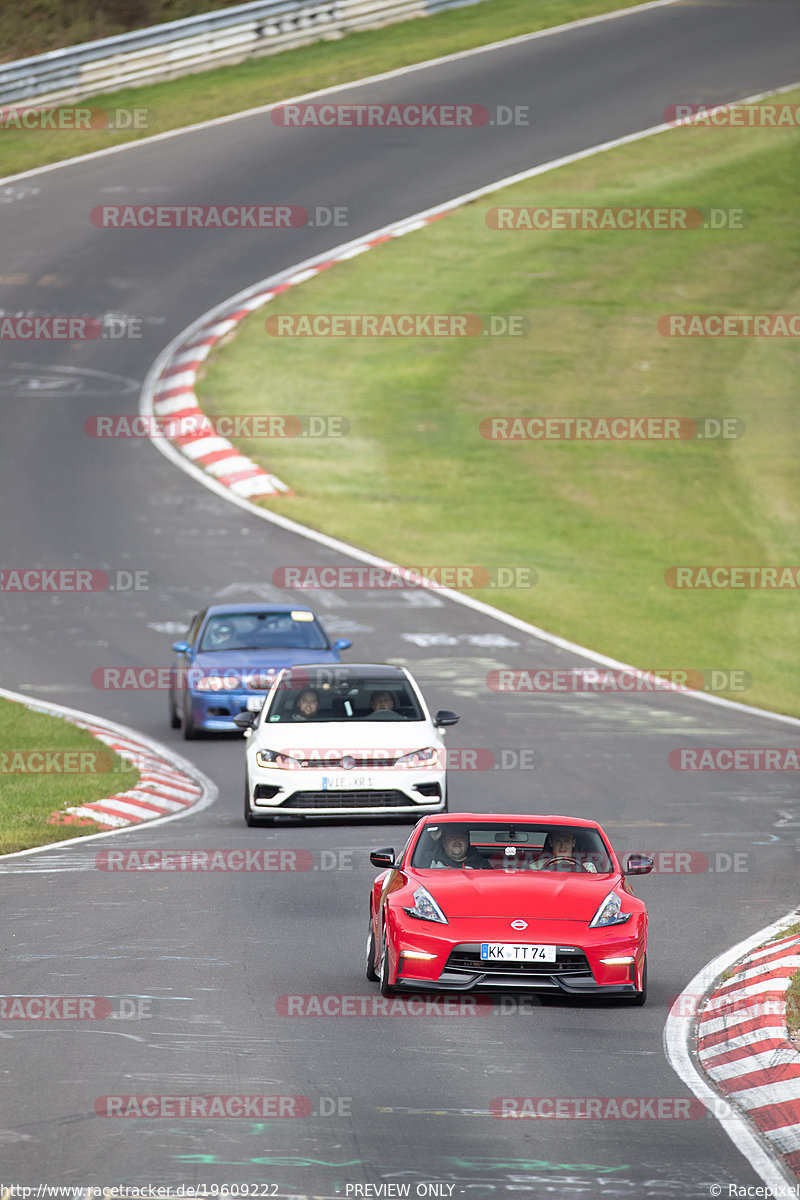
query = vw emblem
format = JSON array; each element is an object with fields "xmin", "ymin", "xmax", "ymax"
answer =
[
  {"xmin": 510, "ymin": 919, "xmax": 528, "ymax": 930},
  {"xmin": 341, "ymin": 755, "xmax": 355, "ymax": 770}
]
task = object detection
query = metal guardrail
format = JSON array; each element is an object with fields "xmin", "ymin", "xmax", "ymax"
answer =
[{"xmin": 0, "ymin": 0, "xmax": 484, "ymax": 108}]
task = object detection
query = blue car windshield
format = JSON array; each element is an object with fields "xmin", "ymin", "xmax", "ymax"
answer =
[{"xmin": 199, "ymin": 612, "xmax": 328, "ymax": 653}]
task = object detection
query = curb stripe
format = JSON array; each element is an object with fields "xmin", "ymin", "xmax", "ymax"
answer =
[{"xmin": 694, "ymin": 933, "xmax": 800, "ymax": 1179}]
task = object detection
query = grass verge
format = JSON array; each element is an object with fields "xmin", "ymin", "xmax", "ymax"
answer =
[
  {"xmin": 788, "ymin": 969, "xmax": 800, "ymax": 1041},
  {"xmin": 4, "ymin": 0, "xmax": 650, "ymax": 178},
  {"xmin": 195, "ymin": 94, "xmax": 800, "ymax": 716},
  {"xmin": 0, "ymin": 696, "xmax": 139, "ymax": 853}
]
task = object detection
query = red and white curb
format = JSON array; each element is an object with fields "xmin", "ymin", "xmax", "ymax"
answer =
[
  {"xmin": 148, "ymin": 211, "xmax": 452, "ymax": 498},
  {"xmin": 696, "ymin": 933, "xmax": 800, "ymax": 1177},
  {"xmin": 0, "ymin": 685, "xmax": 215, "ymax": 848},
  {"xmin": 47, "ymin": 718, "xmax": 202, "ymax": 829}
]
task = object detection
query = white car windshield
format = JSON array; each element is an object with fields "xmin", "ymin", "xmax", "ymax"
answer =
[{"xmin": 265, "ymin": 675, "xmax": 424, "ymax": 722}]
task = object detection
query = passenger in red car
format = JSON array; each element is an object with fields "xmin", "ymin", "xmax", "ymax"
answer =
[
  {"xmin": 429, "ymin": 828, "xmax": 491, "ymax": 869},
  {"xmin": 533, "ymin": 830, "xmax": 598, "ymax": 872}
]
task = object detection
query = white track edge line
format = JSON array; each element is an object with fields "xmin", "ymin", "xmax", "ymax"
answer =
[
  {"xmin": 664, "ymin": 909, "xmax": 800, "ymax": 1191},
  {"xmin": 141, "ymin": 79, "xmax": 800, "ymax": 732},
  {"xmin": 0, "ymin": 1, "xmax": 683, "ymax": 186},
  {"xmin": 0, "ymin": 684, "xmax": 218, "ymax": 859}
]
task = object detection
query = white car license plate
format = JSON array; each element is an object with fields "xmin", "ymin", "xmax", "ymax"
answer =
[
  {"xmin": 246, "ymin": 697, "xmax": 264, "ymax": 712},
  {"xmin": 322, "ymin": 775, "xmax": 374, "ymax": 790},
  {"xmin": 480, "ymin": 943, "xmax": 556, "ymax": 963}
]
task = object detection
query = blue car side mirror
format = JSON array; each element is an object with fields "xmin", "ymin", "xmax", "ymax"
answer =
[
  {"xmin": 172, "ymin": 641, "xmax": 190, "ymax": 653},
  {"xmin": 333, "ymin": 638, "xmax": 352, "ymax": 651}
]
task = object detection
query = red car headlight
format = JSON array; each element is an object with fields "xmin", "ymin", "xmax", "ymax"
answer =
[
  {"xmin": 589, "ymin": 890, "xmax": 633, "ymax": 928},
  {"xmin": 402, "ymin": 886, "xmax": 448, "ymax": 924}
]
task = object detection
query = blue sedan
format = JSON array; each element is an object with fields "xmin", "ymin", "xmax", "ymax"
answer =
[{"xmin": 168, "ymin": 603, "xmax": 351, "ymax": 738}]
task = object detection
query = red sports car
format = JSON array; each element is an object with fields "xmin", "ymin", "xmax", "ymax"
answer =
[{"xmin": 366, "ymin": 813, "xmax": 653, "ymax": 1004}]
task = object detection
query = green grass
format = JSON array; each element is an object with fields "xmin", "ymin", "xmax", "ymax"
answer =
[
  {"xmin": 3, "ymin": 0, "xmax": 646, "ymax": 178},
  {"xmin": 196, "ymin": 95, "xmax": 800, "ymax": 717},
  {"xmin": 772, "ymin": 922, "xmax": 800, "ymax": 1035},
  {"xmin": 787, "ymin": 970, "xmax": 800, "ymax": 1036},
  {"xmin": 0, "ymin": 697, "xmax": 139, "ymax": 853},
  {"xmin": 773, "ymin": 922, "xmax": 800, "ymax": 941}
]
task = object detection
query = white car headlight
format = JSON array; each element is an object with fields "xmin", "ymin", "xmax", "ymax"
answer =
[
  {"xmin": 402, "ymin": 886, "xmax": 448, "ymax": 924},
  {"xmin": 395, "ymin": 747, "xmax": 439, "ymax": 769},
  {"xmin": 255, "ymin": 749, "xmax": 301, "ymax": 770},
  {"xmin": 589, "ymin": 890, "xmax": 632, "ymax": 928}
]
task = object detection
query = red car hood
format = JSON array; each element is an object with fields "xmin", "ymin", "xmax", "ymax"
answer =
[{"xmin": 410, "ymin": 869, "xmax": 621, "ymax": 922}]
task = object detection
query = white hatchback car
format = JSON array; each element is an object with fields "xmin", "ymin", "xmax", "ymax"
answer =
[{"xmin": 236, "ymin": 663, "xmax": 459, "ymax": 824}]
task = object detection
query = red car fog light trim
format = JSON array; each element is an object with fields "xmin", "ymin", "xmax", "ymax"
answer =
[
  {"xmin": 599, "ymin": 956, "xmax": 636, "ymax": 965},
  {"xmin": 401, "ymin": 949, "xmax": 438, "ymax": 960}
]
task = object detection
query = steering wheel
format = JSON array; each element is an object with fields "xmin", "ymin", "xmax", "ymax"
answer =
[{"xmin": 539, "ymin": 855, "xmax": 578, "ymax": 871}]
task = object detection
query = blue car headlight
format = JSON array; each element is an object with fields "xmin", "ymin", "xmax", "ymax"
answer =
[
  {"xmin": 193, "ymin": 671, "xmax": 241, "ymax": 692},
  {"xmin": 402, "ymin": 886, "xmax": 448, "ymax": 924}
]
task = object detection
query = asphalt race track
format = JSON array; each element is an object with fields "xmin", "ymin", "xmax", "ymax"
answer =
[{"xmin": 1, "ymin": 0, "xmax": 799, "ymax": 1193}]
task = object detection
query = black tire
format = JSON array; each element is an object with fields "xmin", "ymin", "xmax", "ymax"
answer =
[
  {"xmin": 168, "ymin": 689, "xmax": 180, "ymax": 729},
  {"xmin": 244, "ymin": 773, "xmax": 259, "ymax": 826},
  {"xmin": 629, "ymin": 954, "xmax": 648, "ymax": 1006},
  {"xmin": 365, "ymin": 919, "xmax": 379, "ymax": 982},
  {"xmin": 378, "ymin": 931, "xmax": 396, "ymax": 997},
  {"xmin": 182, "ymin": 694, "xmax": 198, "ymax": 741}
]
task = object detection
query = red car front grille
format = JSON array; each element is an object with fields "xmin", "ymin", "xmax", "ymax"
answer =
[{"xmin": 446, "ymin": 947, "xmax": 591, "ymax": 977}]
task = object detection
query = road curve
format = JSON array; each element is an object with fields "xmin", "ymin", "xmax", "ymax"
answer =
[{"xmin": 1, "ymin": 0, "xmax": 799, "ymax": 1193}]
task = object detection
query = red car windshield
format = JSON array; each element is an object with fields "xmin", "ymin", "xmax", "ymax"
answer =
[{"xmin": 410, "ymin": 823, "xmax": 614, "ymax": 873}]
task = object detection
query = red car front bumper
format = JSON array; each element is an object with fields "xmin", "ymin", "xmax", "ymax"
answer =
[{"xmin": 386, "ymin": 912, "xmax": 647, "ymax": 995}]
